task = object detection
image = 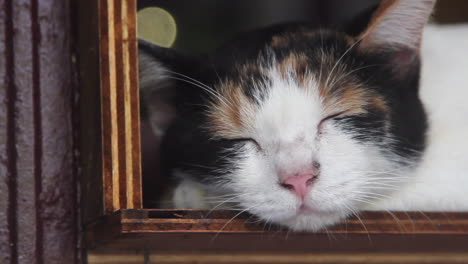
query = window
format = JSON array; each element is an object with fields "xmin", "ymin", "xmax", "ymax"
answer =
[{"xmin": 78, "ymin": 0, "xmax": 468, "ymax": 257}]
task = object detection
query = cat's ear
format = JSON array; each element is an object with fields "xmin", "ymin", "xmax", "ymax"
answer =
[
  {"xmin": 357, "ymin": 0, "xmax": 436, "ymax": 67},
  {"xmin": 358, "ymin": 0, "xmax": 436, "ymax": 50},
  {"xmin": 138, "ymin": 39, "xmax": 202, "ymax": 136}
]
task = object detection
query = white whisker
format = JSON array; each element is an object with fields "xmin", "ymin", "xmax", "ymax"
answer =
[{"xmin": 324, "ymin": 38, "xmax": 363, "ymax": 88}]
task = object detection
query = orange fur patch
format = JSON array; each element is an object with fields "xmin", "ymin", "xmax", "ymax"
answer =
[
  {"xmin": 271, "ymin": 29, "xmax": 317, "ymax": 49},
  {"xmin": 207, "ymin": 80, "xmax": 255, "ymax": 139},
  {"xmin": 271, "ymin": 35, "xmax": 289, "ymax": 49},
  {"xmin": 276, "ymin": 53, "xmax": 310, "ymax": 86},
  {"xmin": 320, "ymin": 82, "xmax": 368, "ymax": 115},
  {"xmin": 370, "ymin": 96, "xmax": 388, "ymax": 113},
  {"xmin": 315, "ymin": 51, "xmax": 388, "ymax": 116}
]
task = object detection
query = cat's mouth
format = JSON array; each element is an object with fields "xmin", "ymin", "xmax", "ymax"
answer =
[
  {"xmin": 299, "ymin": 204, "xmax": 314, "ymax": 213},
  {"xmin": 297, "ymin": 204, "xmax": 336, "ymax": 216}
]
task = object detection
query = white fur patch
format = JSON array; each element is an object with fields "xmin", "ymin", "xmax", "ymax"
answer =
[
  {"xmin": 172, "ymin": 170, "xmax": 233, "ymax": 209},
  {"xmin": 369, "ymin": 24, "xmax": 468, "ymax": 211},
  {"xmin": 173, "ymin": 178, "xmax": 211, "ymax": 209}
]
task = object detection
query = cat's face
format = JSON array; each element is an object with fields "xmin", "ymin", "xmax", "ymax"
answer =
[
  {"xmin": 140, "ymin": 0, "xmax": 434, "ymax": 230},
  {"xmin": 205, "ymin": 31, "xmax": 424, "ymax": 230}
]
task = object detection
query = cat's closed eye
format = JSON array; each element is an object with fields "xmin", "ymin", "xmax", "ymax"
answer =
[
  {"xmin": 317, "ymin": 111, "xmax": 348, "ymax": 134},
  {"xmin": 230, "ymin": 138, "xmax": 262, "ymax": 152}
]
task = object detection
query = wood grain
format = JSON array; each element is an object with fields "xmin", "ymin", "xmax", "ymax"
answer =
[
  {"xmin": 80, "ymin": 0, "xmax": 142, "ymax": 221},
  {"xmin": 88, "ymin": 251, "xmax": 468, "ymax": 264},
  {"xmin": 148, "ymin": 253, "xmax": 468, "ymax": 264},
  {"xmin": 85, "ymin": 209, "xmax": 468, "ymax": 252}
]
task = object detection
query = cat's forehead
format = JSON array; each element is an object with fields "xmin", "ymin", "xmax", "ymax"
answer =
[
  {"xmin": 220, "ymin": 32, "xmax": 353, "ymax": 89},
  {"xmin": 207, "ymin": 37, "xmax": 389, "ymax": 139}
]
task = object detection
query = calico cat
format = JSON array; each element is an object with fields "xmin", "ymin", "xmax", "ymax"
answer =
[{"xmin": 139, "ymin": 0, "xmax": 468, "ymax": 231}]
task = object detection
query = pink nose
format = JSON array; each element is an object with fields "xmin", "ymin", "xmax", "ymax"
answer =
[{"xmin": 280, "ymin": 173, "xmax": 316, "ymax": 199}]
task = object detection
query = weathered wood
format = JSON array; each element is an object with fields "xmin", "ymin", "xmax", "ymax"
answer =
[
  {"xmin": 88, "ymin": 251, "xmax": 468, "ymax": 264},
  {"xmin": 79, "ymin": 0, "xmax": 141, "ymax": 224},
  {"xmin": 110, "ymin": 0, "xmax": 141, "ymax": 210},
  {"xmin": 77, "ymin": 0, "xmax": 104, "ymax": 225},
  {"xmin": 85, "ymin": 209, "xmax": 468, "ymax": 251},
  {"xmin": 0, "ymin": 1, "xmax": 14, "ymax": 263},
  {"xmin": 435, "ymin": 0, "xmax": 468, "ymax": 23},
  {"xmin": 150, "ymin": 253, "xmax": 468, "ymax": 264},
  {"xmin": 98, "ymin": 0, "xmax": 142, "ymax": 214},
  {"xmin": 0, "ymin": 0, "xmax": 78, "ymax": 263}
]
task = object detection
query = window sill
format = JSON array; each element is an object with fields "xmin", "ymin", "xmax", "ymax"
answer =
[{"xmin": 85, "ymin": 209, "xmax": 468, "ymax": 251}]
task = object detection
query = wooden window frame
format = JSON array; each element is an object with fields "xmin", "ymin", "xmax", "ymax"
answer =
[{"xmin": 77, "ymin": 0, "xmax": 468, "ymax": 254}]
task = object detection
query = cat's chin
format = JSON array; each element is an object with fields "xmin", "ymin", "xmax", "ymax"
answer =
[
  {"xmin": 245, "ymin": 200, "xmax": 350, "ymax": 231},
  {"xmin": 279, "ymin": 210, "xmax": 346, "ymax": 231},
  {"xmin": 258, "ymin": 206, "xmax": 348, "ymax": 231}
]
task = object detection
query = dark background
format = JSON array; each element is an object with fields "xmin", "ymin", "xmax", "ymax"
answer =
[
  {"xmin": 137, "ymin": 0, "xmax": 468, "ymax": 53},
  {"xmin": 137, "ymin": 0, "xmax": 374, "ymax": 53}
]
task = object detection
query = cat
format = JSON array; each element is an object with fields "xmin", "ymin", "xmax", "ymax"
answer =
[{"xmin": 138, "ymin": 0, "xmax": 468, "ymax": 231}]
